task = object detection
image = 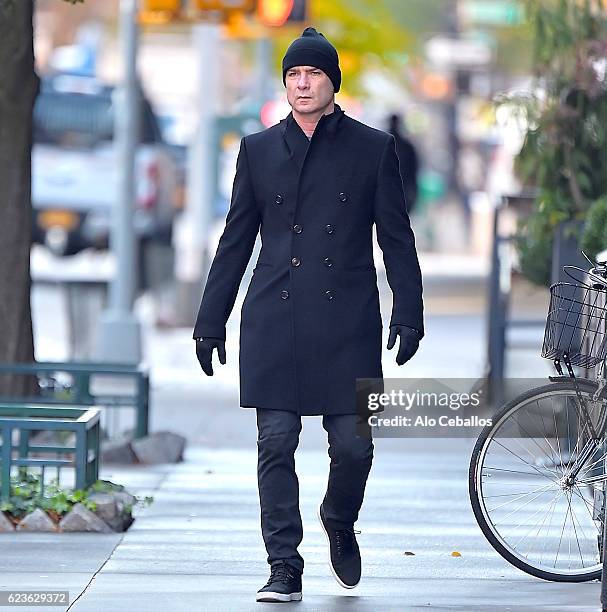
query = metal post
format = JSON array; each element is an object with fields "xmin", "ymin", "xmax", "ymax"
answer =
[
  {"xmin": 444, "ymin": 0, "xmax": 464, "ymax": 208},
  {"xmin": 255, "ymin": 36, "xmax": 273, "ymax": 109},
  {"xmin": 94, "ymin": 0, "xmax": 142, "ymax": 364},
  {"xmin": 135, "ymin": 372, "xmax": 150, "ymax": 438},
  {"xmin": 75, "ymin": 424, "xmax": 87, "ymax": 490},
  {"xmin": 487, "ymin": 197, "xmax": 505, "ymax": 405},
  {"xmin": 173, "ymin": 22, "xmax": 221, "ymax": 324},
  {"xmin": 1, "ymin": 425, "xmax": 11, "ymax": 501}
]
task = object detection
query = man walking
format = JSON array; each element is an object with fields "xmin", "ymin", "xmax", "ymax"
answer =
[
  {"xmin": 194, "ymin": 27, "xmax": 424, "ymax": 603},
  {"xmin": 387, "ymin": 112, "xmax": 420, "ymax": 214}
]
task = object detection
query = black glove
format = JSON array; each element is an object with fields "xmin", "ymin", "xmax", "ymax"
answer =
[
  {"xmin": 387, "ymin": 325, "xmax": 420, "ymax": 365},
  {"xmin": 195, "ymin": 337, "xmax": 226, "ymax": 376}
]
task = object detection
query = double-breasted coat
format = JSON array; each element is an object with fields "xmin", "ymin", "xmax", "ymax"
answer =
[{"xmin": 193, "ymin": 103, "xmax": 424, "ymax": 416}]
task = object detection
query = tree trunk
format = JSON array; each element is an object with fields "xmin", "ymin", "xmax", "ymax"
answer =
[{"xmin": 0, "ymin": 0, "xmax": 39, "ymax": 396}]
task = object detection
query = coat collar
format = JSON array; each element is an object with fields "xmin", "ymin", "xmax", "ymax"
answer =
[{"xmin": 280, "ymin": 103, "xmax": 345, "ymax": 156}]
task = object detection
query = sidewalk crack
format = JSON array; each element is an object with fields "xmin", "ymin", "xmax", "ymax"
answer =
[{"xmin": 65, "ymin": 468, "xmax": 174, "ymax": 611}]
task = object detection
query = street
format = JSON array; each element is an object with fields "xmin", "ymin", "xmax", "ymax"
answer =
[{"xmin": 1, "ymin": 251, "xmax": 597, "ymax": 610}]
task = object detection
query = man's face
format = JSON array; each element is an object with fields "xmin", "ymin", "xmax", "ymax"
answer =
[{"xmin": 285, "ymin": 65, "xmax": 334, "ymax": 114}]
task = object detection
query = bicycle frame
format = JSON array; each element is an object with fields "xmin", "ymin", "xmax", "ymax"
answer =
[{"xmin": 553, "ymin": 359, "xmax": 607, "ymax": 484}]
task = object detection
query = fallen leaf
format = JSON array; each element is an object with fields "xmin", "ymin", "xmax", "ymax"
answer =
[
  {"xmin": 403, "ymin": 551, "xmax": 415, "ymax": 556},
  {"xmin": 451, "ymin": 551, "xmax": 462, "ymax": 557}
]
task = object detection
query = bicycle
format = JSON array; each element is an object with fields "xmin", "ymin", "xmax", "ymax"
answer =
[{"xmin": 469, "ymin": 251, "xmax": 607, "ymax": 582}]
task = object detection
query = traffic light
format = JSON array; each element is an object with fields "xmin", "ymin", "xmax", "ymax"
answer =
[
  {"xmin": 139, "ymin": 0, "xmax": 184, "ymax": 24},
  {"xmin": 286, "ymin": 0, "xmax": 307, "ymax": 23},
  {"xmin": 257, "ymin": 0, "xmax": 308, "ymax": 27}
]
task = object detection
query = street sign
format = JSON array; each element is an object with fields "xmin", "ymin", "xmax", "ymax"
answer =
[
  {"xmin": 425, "ymin": 36, "xmax": 493, "ymax": 67},
  {"xmin": 139, "ymin": 0, "xmax": 184, "ymax": 23},
  {"xmin": 141, "ymin": 0, "xmax": 182, "ymax": 11},
  {"xmin": 140, "ymin": 0, "xmax": 255, "ymax": 24},
  {"xmin": 460, "ymin": 0, "xmax": 523, "ymax": 26}
]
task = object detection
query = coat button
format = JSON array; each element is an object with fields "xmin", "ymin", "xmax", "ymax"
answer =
[
  {"xmin": 293, "ymin": 224, "xmax": 302, "ymax": 234},
  {"xmin": 291, "ymin": 257, "xmax": 301, "ymax": 267},
  {"xmin": 275, "ymin": 194, "xmax": 284, "ymax": 205},
  {"xmin": 325, "ymin": 290, "xmax": 334, "ymax": 300},
  {"xmin": 324, "ymin": 257, "xmax": 333, "ymax": 267},
  {"xmin": 338, "ymin": 192, "xmax": 348, "ymax": 203},
  {"xmin": 281, "ymin": 290, "xmax": 289, "ymax": 300},
  {"xmin": 325, "ymin": 224, "xmax": 334, "ymax": 234}
]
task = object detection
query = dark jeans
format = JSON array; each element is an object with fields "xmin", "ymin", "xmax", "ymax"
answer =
[{"xmin": 256, "ymin": 408, "xmax": 374, "ymax": 574}]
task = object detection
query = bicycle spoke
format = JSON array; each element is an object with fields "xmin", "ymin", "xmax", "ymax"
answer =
[
  {"xmin": 483, "ymin": 466, "xmax": 557, "ymax": 478},
  {"xmin": 568, "ymin": 491, "xmax": 595, "ymax": 562},
  {"xmin": 509, "ymin": 490, "xmax": 565, "ymax": 549},
  {"xmin": 485, "ymin": 482, "xmax": 555, "ymax": 513},
  {"xmin": 474, "ymin": 386, "xmax": 605, "ymax": 579},
  {"xmin": 491, "ymin": 439, "xmax": 560, "ymax": 484},
  {"xmin": 484, "ymin": 486, "xmax": 558, "ymax": 498},
  {"xmin": 539, "ymin": 492, "xmax": 562, "ymax": 565},
  {"xmin": 565, "ymin": 491, "xmax": 585, "ymax": 570},
  {"xmin": 577, "ymin": 446, "xmax": 607, "ymax": 476},
  {"xmin": 569, "ymin": 485, "xmax": 600, "ymax": 529},
  {"xmin": 493, "ymin": 485, "xmax": 560, "ymax": 527},
  {"xmin": 554, "ymin": 494, "xmax": 571, "ymax": 569},
  {"xmin": 505, "ymin": 414, "xmax": 563, "ymax": 478}
]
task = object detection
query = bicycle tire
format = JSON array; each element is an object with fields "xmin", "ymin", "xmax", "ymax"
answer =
[{"xmin": 469, "ymin": 379, "xmax": 604, "ymax": 582}]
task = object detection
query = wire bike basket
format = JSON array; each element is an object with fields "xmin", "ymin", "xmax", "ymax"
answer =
[{"xmin": 542, "ymin": 280, "xmax": 607, "ymax": 369}]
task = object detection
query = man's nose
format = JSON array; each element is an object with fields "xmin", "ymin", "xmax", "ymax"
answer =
[{"xmin": 297, "ymin": 75, "xmax": 310, "ymax": 88}]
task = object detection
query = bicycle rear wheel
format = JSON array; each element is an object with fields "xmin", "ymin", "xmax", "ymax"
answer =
[{"xmin": 469, "ymin": 380, "xmax": 607, "ymax": 582}]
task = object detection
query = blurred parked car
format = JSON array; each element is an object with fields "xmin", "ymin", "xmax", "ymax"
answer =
[{"xmin": 32, "ymin": 74, "xmax": 178, "ymax": 256}]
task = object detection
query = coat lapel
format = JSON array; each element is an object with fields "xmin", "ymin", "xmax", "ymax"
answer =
[
  {"xmin": 279, "ymin": 103, "xmax": 345, "ymax": 155},
  {"xmin": 281, "ymin": 112, "xmax": 309, "ymax": 165},
  {"xmin": 276, "ymin": 104, "xmax": 347, "ymax": 223}
]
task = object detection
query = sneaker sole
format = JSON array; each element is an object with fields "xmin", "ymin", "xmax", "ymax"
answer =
[
  {"xmin": 256, "ymin": 591, "xmax": 302, "ymax": 602},
  {"xmin": 317, "ymin": 503, "xmax": 360, "ymax": 589}
]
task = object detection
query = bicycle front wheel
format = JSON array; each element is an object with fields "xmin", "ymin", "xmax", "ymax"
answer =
[{"xmin": 469, "ymin": 380, "xmax": 607, "ymax": 582}]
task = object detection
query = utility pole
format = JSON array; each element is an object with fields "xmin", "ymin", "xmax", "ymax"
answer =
[
  {"xmin": 94, "ymin": 0, "xmax": 142, "ymax": 364},
  {"xmin": 445, "ymin": 0, "xmax": 463, "ymax": 203},
  {"xmin": 173, "ymin": 22, "xmax": 222, "ymax": 324},
  {"xmin": 255, "ymin": 35, "xmax": 273, "ymax": 109}
]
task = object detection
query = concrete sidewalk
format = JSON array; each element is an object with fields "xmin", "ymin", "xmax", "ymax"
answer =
[
  {"xmin": 0, "ymin": 440, "xmax": 601, "ymax": 611},
  {"xmin": 13, "ymin": 252, "xmax": 595, "ymax": 611}
]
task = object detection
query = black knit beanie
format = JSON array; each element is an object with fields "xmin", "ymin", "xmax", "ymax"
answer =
[{"xmin": 282, "ymin": 27, "xmax": 341, "ymax": 93}]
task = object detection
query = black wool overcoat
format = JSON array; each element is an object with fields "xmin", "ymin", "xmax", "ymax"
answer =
[{"xmin": 193, "ymin": 103, "xmax": 424, "ymax": 416}]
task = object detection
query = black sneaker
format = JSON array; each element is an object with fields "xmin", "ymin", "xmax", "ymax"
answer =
[
  {"xmin": 256, "ymin": 560, "xmax": 303, "ymax": 603},
  {"xmin": 317, "ymin": 503, "xmax": 362, "ymax": 588}
]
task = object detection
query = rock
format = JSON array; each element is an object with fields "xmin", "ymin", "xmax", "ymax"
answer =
[
  {"xmin": 107, "ymin": 511, "xmax": 134, "ymax": 532},
  {"xmin": 0, "ymin": 512, "xmax": 15, "ymax": 531},
  {"xmin": 112, "ymin": 491, "xmax": 136, "ymax": 530},
  {"xmin": 87, "ymin": 493, "xmax": 118, "ymax": 524},
  {"xmin": 17, "ymin": 508, "xmax": 57, "ymax": 532},
  {"xmin": 59, "ymin": 503, "xmax": 113, "ymax": 533},
  {"xmin": 100, "ymin": 436, "xmax": 137, "ymax": 464},
  {"xmin": 131, "ymin": 431, "xmax": 186, "ymax": 464},
  {"xmin": 87, "ymin": 492, "xmax": 133, "ymax": 532},
  {"xmin": 113, "ymin": 490, "xmax": 136, "ymax": 512}
]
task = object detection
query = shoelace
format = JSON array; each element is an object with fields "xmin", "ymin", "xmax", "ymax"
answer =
[
  {"xmin": 267, "ymin": 561, "xmax": 297, "ymax": 585},
  {"xmin": 334, "ymin": 528, "xmax": 362, "ymax": 557}
]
